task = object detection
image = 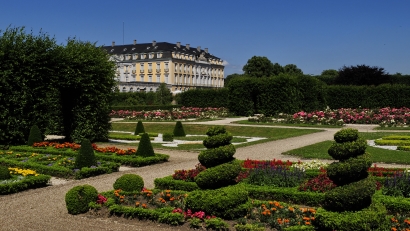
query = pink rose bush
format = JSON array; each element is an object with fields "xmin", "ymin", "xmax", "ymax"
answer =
[{"xmin": 110, "ymin": 107, "xmax": 229, "ymax": 121}]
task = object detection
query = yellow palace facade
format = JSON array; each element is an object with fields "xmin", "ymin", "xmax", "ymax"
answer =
[{"xmin": 102, "ymin": 40, "xmax": 225, "ymax": 93}]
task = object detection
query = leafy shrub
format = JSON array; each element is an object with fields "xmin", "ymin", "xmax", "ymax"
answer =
[
  {"xmin": 198, "ymin": 144, "xmax": 236, "ymax": 168},
  {"xmin": 162, "ymin": 132, "xmax": 173, "ymax": 142},
  {"xmin": 333, "ymin": 128, "xmax": 359, "ymax": 143},
  {"xmin": 136, "ymin": 133, "xmax": 155, "ymax": 157},
  {"xmin": 185, "ymin": 184, "xmax": 248, "ymax": 219},
  {"xmin": 204, "ymin": 217, "xmax": 229, "ymax": 230},
  {"xmin": 27, "ymin": 125, "xmax": 43, "ymax": 146},
  {"xmin": 195, "ymin": 161, "xmax": 241, "ymax": 189},
  {"xmin": 206, "ymin": 126, "xmax": 226, "ymax": 137},
  {"xmin": 234, "ymin": 223, "xmax": 266, "ymax": 231},
  {"xmin": 0, "ymin": 166, "xmax": 11, "ymax": 180},
  {"xmin": 173, "ymin": 121, "xmax": 186, "ymax": 137},
  {"xmin": 326, "ymin": 156, "xmax": 371, "ymax": 186},
  {"xmin": 382, "ymin": 171, "xmax": 410, "ymax": 197},
  {"xmin": 327, "ymin": 138, "xmax": 367, "ymax": 160},
  {"xmin": 157, "ymin": 212, "xmax": 185, "ymax": 226},
  {"xmin": 134, "ymin": 121, "xmax": 145, "ymax": 135},
  {"xmin": 113, "ymin": 174, "xmax": 144, "ymax": 192},
  {"xmin": 298, "ymin": 168, "xmax": 336, "ymax": 193},
  {"xmin": 65, "ymin": 184, "xmax": 98, "ymax": 215},
  {"xmin": 202, "ymin": 133, "xmax": 233, "ymax": 149},
  {"xmin": 74, "ymin": 139, "xmax": 96, "ymax": 169},
  {"xmin": 154, "ymin": 176, "xmax": 200, "ymax": 191},
  {"xmin": 245, "ymin": 165, "xmax": 305, "ymax": 187},
  {"xmin": 323, "ymin": 178, "xmax": 376, "ymax": 212},
  {"xmin": 313, "ymin": 201, "xmax": 389, "ymax": 231}
]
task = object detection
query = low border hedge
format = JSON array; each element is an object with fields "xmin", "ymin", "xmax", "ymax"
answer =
[
  {"xmin": 154, "ymin": 175, "xmax": 199, "ymax": 191},
  {"xmin": 0, "ymin": 174, "xmax": 51, "ymax": 194}
]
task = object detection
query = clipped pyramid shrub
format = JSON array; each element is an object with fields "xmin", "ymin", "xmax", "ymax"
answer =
[
  {"xmin": 185, "ymin": 126, "xmax": 247, "ymax": 219},
  {"xmin": 313, "ymin": 128, "xmax": 388, "ymax": 230},
  {"xmin": 74, "ymin": 139, "xmax": 96, "ymax": 169},
  {"xmin": 134, "ymin": 121, "xmax": 145, "ymax": 135},
  {"xmin": 27, "ymin": 125, "xmax": 43, "ymax": 146},
  {"xmin": 173, "ymin": 121, "xmax": 186, "ymax": 137},
  {"xmin": 136, "ymin": 133, "xmax": 155, "ymax": 157}
]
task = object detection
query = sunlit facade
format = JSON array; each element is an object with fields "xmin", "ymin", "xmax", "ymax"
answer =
[{"xmin": 102, "ymin": 40, "xmax": 225, "ymax": 93}]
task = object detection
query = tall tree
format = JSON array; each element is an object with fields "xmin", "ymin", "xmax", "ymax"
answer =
[
  {"xmin": 272, "ymin": 63, "xmax": 285, "ymax": 75},
  {"xmin": 242, "ymin": 56, "xmax": 275, "ymax": 78},
  {"xmin": 155, "ymin": 83, "xmax": 173, "ymax": 105},
  {"xmin": 335, "ymin": 64, "xmax": 390, "ymax": 86},
  {"xmin": 321, "ymin": 69, "xmax": 338, "ymax": 78},
  {"xmin": 224, "ymin": 73, "xmax": 243, "ymax": 86},
  {"xmin": 283, "ymin": 64, "xmax": 303, "ymax": 75}
]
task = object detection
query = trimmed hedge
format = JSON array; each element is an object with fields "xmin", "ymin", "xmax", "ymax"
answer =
[
  {"xmin": 134, "ymin": 121, "xmax": 145, "ymax": 135},
  {"xmin": 327, "ymin": 138, "xmax": 367, "ymax": 160},
  {"xmin": 154, "ymin": 175, "xmax": 200, "ymax": 191},
  {"xmin": 27, "ymin": 125, "xmax": 43, "ymax": 146},
  {"xmin": 334, "ymin": 128, "xmax": 359, "ymax": 143},
  {"xmin": 0, "ymin": 174, "xmax": 51, "ymax": 194},
  {"xmin": 136, "ymin": 133, "xmax": 155, "ymax": 157},
  {"xmin": 198, "ymin": 144, "xmax": 236, "ymax": 168},
  {"xmin": 172, "ymin": 121, "xmax": 186, "ymax": 137},
  {"xmin": 202, "ymin": 133, "xmax": 233, "ymax": 149},
  {"xmin": 178, "ymin": 88, "xmax": 229, "ymax": 108},
  {"xmin": 326, "ymin": 155, "xmax": 371, "ymax": 186},
  {"xmin": 185, "ymin": 184, "xmax": 249, "ymax": 219},
  {"xmin": 65, "ymin": 184, "xmax": 98, "ymax": 215},
  {"xmin": 194, "ymin": 161, "xmax": 241, "ymax": 189},
  {"xmin": 74, "ymin": 139, "xmax": 96, "ymax": 169},
  {"xmin": 113, "ymin": 174, "xmax": 144, "ymax": 192}
]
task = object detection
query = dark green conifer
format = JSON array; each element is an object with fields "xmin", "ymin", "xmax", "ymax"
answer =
[
  {"xmin": 27, "ymin": 125, "xmax": 43, "ymax": 146},
  {"xmin": 173, "ymin": 121, "xmax": 186, "ymax": 137},
  {"xmin": 136, "ymin": 133, "xmax": 155, "ymax": 157},
  {"xmin": 134, "ymin": 121, "xmax": 145, "ymax": 135},
  {"xmin": 74, "ymin": 139, "xmax": 96, "ymax": 169}
]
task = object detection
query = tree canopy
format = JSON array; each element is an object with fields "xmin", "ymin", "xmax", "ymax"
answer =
[
  {"xmin": 0, "ymin": 26, "xmax": 116, "ymax": 145},
  {"xmin": 242, "ymin": 56, "xmax": 275, "ymax": 78},
  {"xmin": 334, "ymin": 64, "xmax": 390, "ymax": 86}
]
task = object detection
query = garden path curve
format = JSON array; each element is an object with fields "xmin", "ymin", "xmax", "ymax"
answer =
[{"xmin": 1, "ymin": 118, "xmax": 409, "ymax": 231}]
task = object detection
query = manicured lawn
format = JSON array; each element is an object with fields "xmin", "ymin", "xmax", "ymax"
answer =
[
  {"xmin": 375, "ymin": 126, "xmax": 410, "ymax": 130},
  {"xmin": 232, "ymin": 120, "xmax": 344, "ymax": 128},
  {"xmin": 283, "ymin": 132, "xmax": 410, "ymax": 164}
]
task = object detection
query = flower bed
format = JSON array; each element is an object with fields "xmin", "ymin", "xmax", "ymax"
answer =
[
  {"xmin": 0, "ymin": 167, "xmax": 51, "ymax": 194},
  {"xmin": 109, "ymin": 106, "xmax": 229, "ymax": 121},
  {"xmin": 249, "ymin": 107, "xmax": 410, "ymax": 127}
]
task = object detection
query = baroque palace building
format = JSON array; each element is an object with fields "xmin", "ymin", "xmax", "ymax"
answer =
[{"xmin": 102, "ymin": 40, "xmax": 225, "ymax": 93}]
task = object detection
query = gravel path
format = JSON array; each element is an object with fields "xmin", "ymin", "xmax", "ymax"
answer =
[{"xmin": 1, "ymin": 118, "xmax": 409, "ymax": 231}]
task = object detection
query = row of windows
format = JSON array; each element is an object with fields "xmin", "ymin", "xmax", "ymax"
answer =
[{"xmin": 116, "ymin": 52, "xmax": 163, "ymax": 61}]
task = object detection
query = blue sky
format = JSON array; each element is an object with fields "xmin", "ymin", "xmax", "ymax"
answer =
[{"xmin": 1, "ymin": 0, "xmax": 409, "ymax": 76}]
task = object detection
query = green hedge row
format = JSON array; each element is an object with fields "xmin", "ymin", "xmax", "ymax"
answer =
[
  {"xmin": 111, "ymin": 105, "xmax": 181, "ymax": 111},
  {"xmin": 179, "ymin": 88, "xmax": 229, "ymax": 108},
  {"xmin": 154, "ymin": 175, "xmax": 200, "ymax": 191},
  {"xmin": 0, "ymin": 174, "xmax": 51, "ymax": 194}
]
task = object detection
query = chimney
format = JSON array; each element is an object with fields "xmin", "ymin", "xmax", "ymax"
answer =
[
  {"xmin": 152, "ymin": 40, "xmax": 156, "ymax": 46},
  {"xmin": 205, "ymin": 48, "xmax": 208, "ymax": 53},
  {"xmin": 197, "ymin": 46, "xmax": 201, "ymax": 52},
  {"xmin": 186, "ymin": 44, "xmax": 190, "ymax": 49},
  {"xmin": 133, "ymin": 40, "xmax": 137, "ymax": 45},
  {"xmin": 112, "ymin": 41, "xmax": 115, "ymax": 47},
  {"xmin": 176, "ymin": 42, "xmax": 181, "ymax": 48}
]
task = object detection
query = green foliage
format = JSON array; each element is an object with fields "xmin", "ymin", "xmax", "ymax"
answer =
[
  {"xmin": 155, "ymin": 83, "xmax": 173, "ymax": 105},
  {"xmin": 185, "ymin": 184, "xmax": 249, "ymax": 219},
  {"xmin": 65, "ymin": 184, "xmax": 98, "ymax": 215},
  {"xmin": 313, "ymin": 201, "xmax": 389, "ymax": 231},
  {"xmin": 323, "ymin": 178, "xmax": 376, "ymax": 212},
  {"xmin": 327, "ymin": 138, "xmax": 367, "ymax": 161},
  {"xmin": 74, "ymin": 139, "xmax": 96, "ymax": 169},
  {"xmin": 0, "ymin": 174, "xmax": 51, "ymax": 195},
  {"xmin": 283, "ymin": 226, "xmax": 315, "ymax": 231},
  {"xmin": 0, "ymin": 166, "xmax": 11, "ymax": 180},
  {"xmin": 135, "ymin": 133, "xmax": 155, "ymax": 157},
  {"xmin": 224, "ymin": 73, "xmax": 243, "ymax": 87},
  {"xmin": 234, "ymin": 223, "xmax": 266, "ymax": 231},
  {"xmin": 206, "ymin": 126, "xmax": 227, "ymax": 136},
  {"xmin": 111, "ymin": 104, "xmax": 181, "ymax": 111},
  {"xmin": 335, "ymin": 64, "xmax": 390, "ymax": 86},
  {"xmin": 334, "ymin": 128, "xmax": 359, "ymax": 143},
  {"xmin": 326, "ymin": 156, "xmax": 371, "ymax": 186},
  {"xmin": 198, "ymin": 144, "xmax": 236, "ymax": 168},
  {"xmin": 227, "ymin": 77, "xmax": 258, "ymax": 116},
  {"xmin": 202, "ymin": 133, "xmax": 233, "ymax": 149},
  {"xmin": 194, "ymin": 161, "xmax": 241, "ymax": 189},
  {"xmin": 113, "ymin": 174, "xmax": 144, "ymax": 192},
  {"xmin": 157, "ymin": 212, "xmax": 185, "ymax": 226},
  {"xmin": 134, "ymin": 121, "xmax": 145, "ymax": 135},
  {"xmin": 283, "ymin": 64, "xmax": 303, "ymax": 75},
  {"xmin": 242, "ymin": 56, "xmax": 275, "ymax": 78},
  {"xmin": 178, "ymin": 88, "xmax": 229, "ymax": 108},
  {"xmin": 245, "ymin": 166, "xmax": 306, "ymax": 187},
  {"xmin": 162, "ymin": 132, "xmax": 174, "ymax": 142},
  {"xmin": 27, "ymin": 125, "xmax": 43, "ymax": 146},
  {"xmin": 204, "ymin": 217, "xmax": 229, "ymax": 230},
  {"xmin": 154, "ymin": 175, "xmax": 199, "ymax": 191},
  {"xmin": 0, "ymin": 27, "xmax": 116, "ymax": 145},
  {"xmin": 173, "ymin": 121, "xmax": 186, "ymax": 137}
]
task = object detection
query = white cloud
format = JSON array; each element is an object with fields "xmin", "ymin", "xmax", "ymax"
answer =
[{"xmin": 222, "ymin": 60, "xmax": 229, "ymax": 66}]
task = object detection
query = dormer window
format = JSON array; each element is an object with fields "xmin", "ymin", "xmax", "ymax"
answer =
[
  {"xmin": 133, "ymin": 53, "xmax": 138, "ymax": 59},
  {"xmin": 141, "ymin": 53, "xmax": 146, "ymax": 59},
  {"xmin": 149, "ymin": 53, "xmax": 154, "ymax": 59},
  {"xmin": 157, "ymin": 52, "xmax": 162, "ymax": 58}
]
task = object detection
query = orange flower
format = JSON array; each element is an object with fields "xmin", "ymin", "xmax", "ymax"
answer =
[
  {"xmin": 288, "ymin": 207, "xmax": 294, "ymax": 212},
  {"xmin": 391, "ymin": 228, "xmax": 397, "ymax": 231},
  {"xmin": 303, "ymin": 217, "xmax": 311, "ymax": 221},
  {"xmin": 166, "ymin": 193, "xmax": 171, "ymax": 197},
  {"xmin": 405, "ymin": 219, "xmax": 410, "ymax": 225},
  {"xmin": 269, "ymin": 201, "xmax": 274, "ymax": 205},
  {"xmin": 169, "ymin": 197, "xmax": 175, "ymax": 201},
  {"xmin": 135, "ymin": 202, "xmax": 140, "ymax": 207},
  {"xmin": 305, "ymin": 222, "xmax": 311, "ymax": 225},
  {"xmin": 142, "ymin": 203, "xmax": 147, "ymax": 208},
  {"xmin": 271, "ymin": 208, "xmax": 277, "ymax": 211},
  {"xmin": 309, "ymin": 208, "xmax": 316, "ymax": 213},
  {"xmin": 300, "ymin": 208, "xmax": 307, "ymax": 213}
]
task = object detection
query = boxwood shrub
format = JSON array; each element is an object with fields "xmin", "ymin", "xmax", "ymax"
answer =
[
  {"xmin": 194, "ymin": 161, "xmax": 241, "ymax": 189},
  {"xmin": 113, "ymin": 174, "xmax": 144, "ymax": 192},
  {"xmin": 202, "ymin": 133, "xmax": 233, "ymax": 149},
  {"xmin": 198, "ymin": 144, "xmax": 236, "ymax": 168},
  {"xmin": 326, "ymin": 156, "xmax": 371, "ymax": 186},
  {"xmin": 333, "ymin": 128, "xmax": 359, "ymax": 143},
  {"xmin": 65, "ymin": 184, "xmax": 98, "ymax": 215},
  {"xmin": 327, "ymin": 138, "xmax": 367, "ymax": 160}
]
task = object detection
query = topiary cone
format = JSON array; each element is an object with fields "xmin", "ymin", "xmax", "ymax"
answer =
[
  {"xmin": 74, "ymin": 139, "xmax": 96, "ymax": 169},
  {"xmin": 136, "ymin": 133, "xmax": 155, "ymax": 157},
  {"xmin": 27, "ymin": 125, "xmax": 43, "ymax": 146},
  {"xmin": 134, "ymin": 121, "xmax": 145, "ymax": 135},
  {"xmin": 173, "ymin": 121, "xmax": 186, "ymax": 137}
]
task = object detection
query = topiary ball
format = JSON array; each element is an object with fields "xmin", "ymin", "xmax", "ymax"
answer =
[
  {"xmin": 327, "ymin": 138, "xmax": 367, "ymax": 161},
  {"xmin": 113, "ymin": 174, "xmax": 144, "ymax": 192},
  {"xmin": 0, "ymin": 166, "xmax": 11, "ymax": 180},
  {"xmin": 195, "ymin": 161, "xmax": 241, "ymax": 189},
  {"xmin": 134, "ymin": 121, "xmax": 145, "ymax": 135},
  {"xmin": 173, "ymin": 121, "xmax": 186, "ymax": 137},
  {"xmin": 136, "ymin": 133, "xmax": 155, "ymax": 157},
  {"xmin": 334, "ymin": 128, "xmax": 359, "ymax": 143},
  {"xmin": 65, "ymin": 184, "xmax": 98, "ymax": 215},
  {"xmin": 27, "ymin": 125, "xmax": 43, "ymax": 146},
  {"xmin": 198, "ymin": 144, "xmax": 236, "ymax": 168},
  {"xmin": 206, "ymin": 126, "xmax": 226, "ymax": 137},
  {"xmin": 74, "ymin": 139, "xmax": 96, "ymax": 169},
  {"xmin": 202, "ymin": 133, "xmax": 233, "ymax": 149}
]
